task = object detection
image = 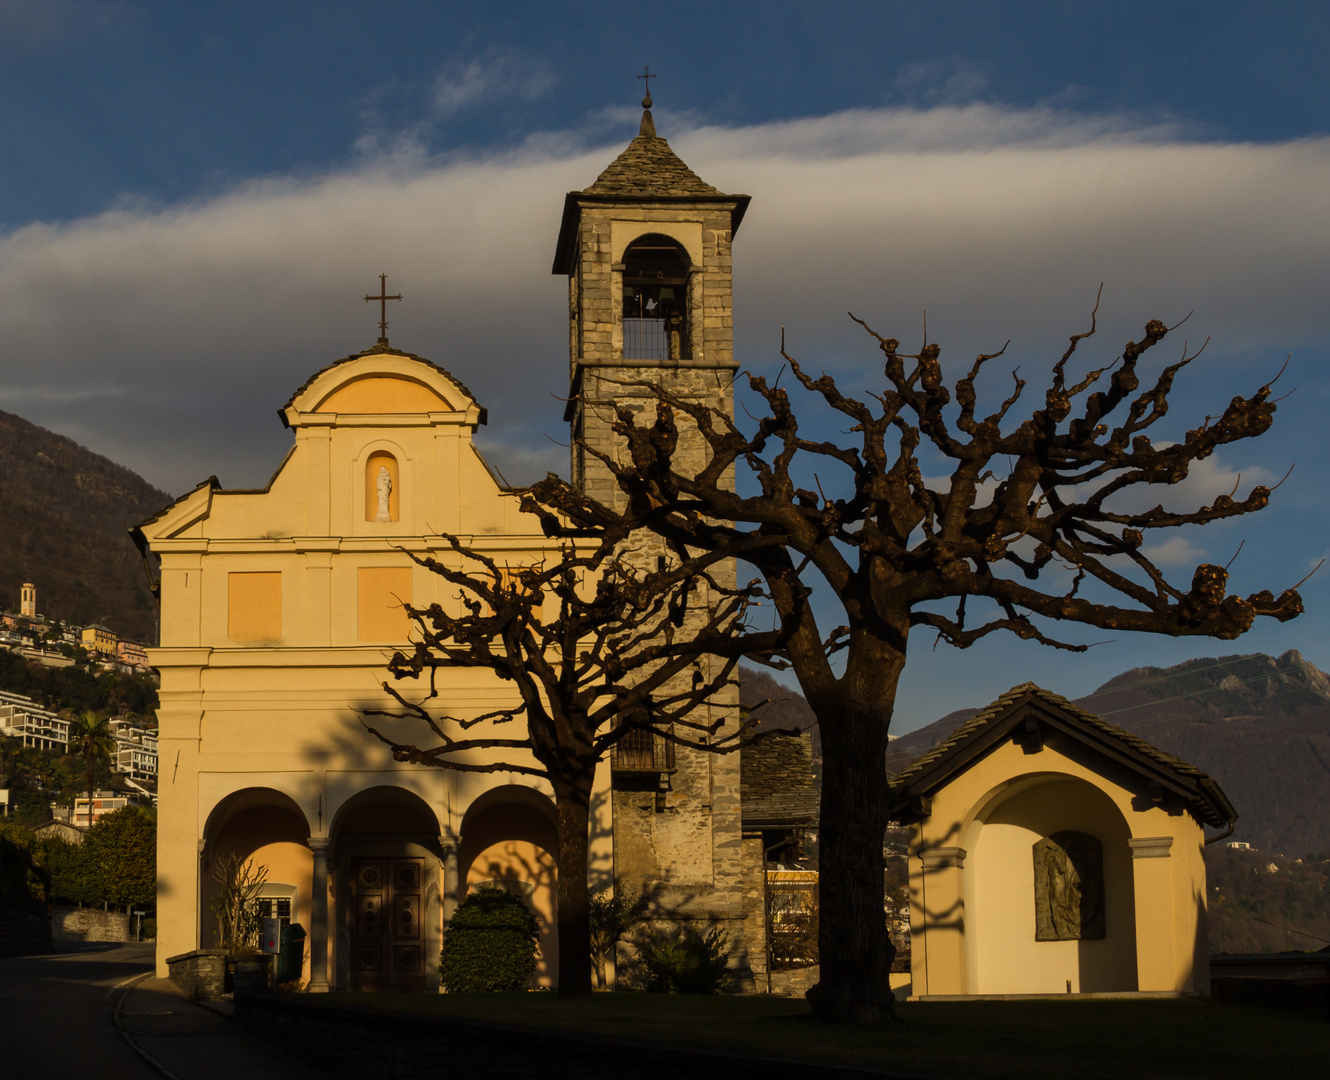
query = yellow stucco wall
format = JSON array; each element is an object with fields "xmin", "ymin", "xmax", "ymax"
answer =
[
  {"xmin": 909, "ymin": 731, "xmax": 1211, "ymax": 998},
  {"xmin": 144, "ymin": 349, "xmax": 614, "ymax": 986}
]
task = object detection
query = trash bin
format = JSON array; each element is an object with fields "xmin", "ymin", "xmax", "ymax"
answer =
[{"xmin": 278, "ymin": 922, "xmax": 306, "ymax": 983}]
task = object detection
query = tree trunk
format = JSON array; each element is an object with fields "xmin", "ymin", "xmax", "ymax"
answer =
[
  {"xmin": 553, "ymin": 789, "xmax": 593, "ymax": 998},
  {"xmin": 806, "ymin": 651, "xmax": 905, "ymax": 1023}
]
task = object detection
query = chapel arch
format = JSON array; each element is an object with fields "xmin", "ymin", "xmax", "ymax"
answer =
[
  {"xmin": 967, "ymin": 774, "xmax": 1137, "ymax": 995},
  {"xmin": 199, "ymin": 787, "xmax": 313, "ymax": 968},
  {"xmin": 621, "ymin": 234, "xmax": 692, "ymax": 361},
  {"xmin": 330, "ymin": 785, "xmax": 443, "ymax": 992},
  {"xmin": 458, "ymin": 785, "xmax": 560, "ymax": 985}
]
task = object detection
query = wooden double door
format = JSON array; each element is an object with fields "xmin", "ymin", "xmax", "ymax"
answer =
[{"xmin": 349, "ymin": 857, "xmax": 426, "ymax": 992}]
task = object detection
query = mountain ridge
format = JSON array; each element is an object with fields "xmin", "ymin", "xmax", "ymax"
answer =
[{"xmin": 0, "ymin": 409, "xmax": 170, "ymax": 643}]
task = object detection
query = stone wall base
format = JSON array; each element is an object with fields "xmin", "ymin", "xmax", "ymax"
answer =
[
  {"xmin": 52, "ymin": 905, "xmax": 131, "ymax": 943},
  {"xmin": 166, "ymin": 949, "xmax": 229, "ymax": 1001}
]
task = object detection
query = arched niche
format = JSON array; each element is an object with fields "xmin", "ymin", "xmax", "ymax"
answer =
[
  {"xmin": 967, "ymin": 775, "xmax": 1137, "ymax": 995},
  {"xmin": 365, "ymin": 451, "xmax": 399, "ymax": 523},
  {"xmin": 621, "ymin": 234, "xmax": 692, "ymax": 361},
  {"xmin": 459, "ymin": 785, "xmax": 559, "ymax": 986}
]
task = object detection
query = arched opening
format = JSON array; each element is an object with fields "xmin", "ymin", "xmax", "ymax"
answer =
[
  {"xmin": 331, "ymin": 785, "xmax": 442, "ymax": 992},
  {"xmin": 201, "ymin": 788, "xmax": 312, "ymax": 978},
  {"xmin": 968, "ymin": 776, "xmax": 1137, "ymax": 994},
  {"xmin": 459, "ymin": 785, "xmax": 559, "ymax": 986},
  {"xmin": 621, "ymin": 235, "xmax": 691, "ymax": 361},
  {"xmin": 365, "ymin": 451, "xmax": 399, "ymax": 522}
]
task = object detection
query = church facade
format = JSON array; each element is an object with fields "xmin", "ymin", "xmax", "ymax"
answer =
[{"xmin": 139, "ymin": 110, "xmax": 759, "ymax": 989}]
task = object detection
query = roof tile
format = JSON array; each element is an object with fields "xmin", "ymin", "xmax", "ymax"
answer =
[{"xmin": 582, "ymin": 135, "xmax": 723, "ymax": 199}]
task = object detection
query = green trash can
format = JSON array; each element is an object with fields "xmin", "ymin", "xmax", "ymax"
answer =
[{"xmin": 278, "ymin": 922, "xmax": 306, "ymax": 983}]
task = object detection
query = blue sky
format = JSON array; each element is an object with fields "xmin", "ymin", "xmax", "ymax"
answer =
[{"xmin": 2, "ymin": 2, "xmax": 1330, "ymax": 730}]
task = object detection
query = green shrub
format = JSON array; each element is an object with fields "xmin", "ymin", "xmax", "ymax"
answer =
[
  {"xmin": 439, "ymin": 886, "xmax": 540, "ymax": 992},
  {"xmin": 637, "ymin": 923, "xmax": 731, "ymax": 994}
]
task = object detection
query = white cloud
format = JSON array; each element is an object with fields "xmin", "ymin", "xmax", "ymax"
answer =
[
  {"xmin": 1139, "ymin": 535, "xmax": 1207, "ymax": 568},
  {"xmin": 1, "ymin": 103, "xmax": 1328, "ymax": 499},
  {"xmin": 431, "ymin": 48, "xmax": 556, "ymax": 119},
  {"xmin": 895, "ymin": 57, "xmax": 992, "ymax": 107}
]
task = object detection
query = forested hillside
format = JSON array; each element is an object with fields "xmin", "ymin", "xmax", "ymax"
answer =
[{"xmin": 0, "ymin": 409, "xmax": 170, "ymax": 643}]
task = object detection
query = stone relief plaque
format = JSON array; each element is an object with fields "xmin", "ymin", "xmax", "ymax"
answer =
[{"xmin": 1033, "ymin": 830, "xmax": 1105, "ymax": 940}]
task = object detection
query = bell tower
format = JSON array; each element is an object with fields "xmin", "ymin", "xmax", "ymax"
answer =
[
  {"xmin": 552, "ymin": 88, "xmax": 756, "ymax": 986},
  {"xmin": 553, "ymin": 89, "xmax": 750, "ymax": 504}
]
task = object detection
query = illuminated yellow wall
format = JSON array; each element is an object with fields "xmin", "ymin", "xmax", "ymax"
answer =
[{"xmin": 143, "ymin": 349, "xmax": 614, "ymax": 986}]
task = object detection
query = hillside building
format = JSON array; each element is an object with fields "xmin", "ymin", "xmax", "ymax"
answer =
[{"xmin": 0, "ymin": 690, "xmax": 68, "ymax": 752}]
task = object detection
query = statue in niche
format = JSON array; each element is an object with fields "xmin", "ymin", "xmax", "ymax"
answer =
[
  {"xmin": 374, "ymin": 465, "xmax": 393, "ymax": 522},
  {"xmin": 1033, "ymin": 831, "xmax": 1105, "ymax": 941}
]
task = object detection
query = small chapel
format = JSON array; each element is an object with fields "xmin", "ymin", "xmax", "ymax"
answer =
[{"xmin": 138, "ymin": 95, "xmax": 777, "ymax": 991}]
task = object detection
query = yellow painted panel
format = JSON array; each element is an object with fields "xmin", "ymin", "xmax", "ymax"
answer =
[
  {"xmin": 228, "ymin": 572, "xmax": 282, "ymax": 642},
  {"xmin": 316, "ymin": 376, "xmax": 451, "ymax": 414},
  {"xmin": 358, "ymin": 567, "xmax": 412, "ymax": 642}
]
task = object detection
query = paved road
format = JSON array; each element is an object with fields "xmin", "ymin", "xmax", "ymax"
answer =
[
  {"xmin": 1, "ymin": 943, "xmax": 161, "ymax": 1079},
  {"xmin": 0, "ymin": 943, "xmax": 327, "ymax": 1080}
]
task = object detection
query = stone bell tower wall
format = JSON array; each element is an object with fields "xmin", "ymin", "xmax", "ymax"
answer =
[{"xmin": 557, "ymin": 147, "xmax": 753, "ymax": 981}]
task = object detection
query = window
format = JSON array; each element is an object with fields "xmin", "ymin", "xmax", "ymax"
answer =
[
  {"xmin": 611, "ymin": 704, "xmax": 675, "ymax": 772},
  {"xmin": 622, "ymin": 236, "xmax": 690, "ymax": 361}
]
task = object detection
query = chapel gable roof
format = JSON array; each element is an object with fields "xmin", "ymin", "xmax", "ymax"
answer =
[
  {"xmin": 887, "ymin": 682, "xmax": 1236, "ymax": 829},
  {"xmin": 741, "ymin": 730, "xmax": 819, "ymax": 830}
]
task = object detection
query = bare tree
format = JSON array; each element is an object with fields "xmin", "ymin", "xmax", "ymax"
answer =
[
  {"xmin": 362, "ymin": 529, "xmax": 781, "ymax": 998},
  {"xmin": 528, "ymin": 303, "xmax": 1307, "ymax": 1022}
]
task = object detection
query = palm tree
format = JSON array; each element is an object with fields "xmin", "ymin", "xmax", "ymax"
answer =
[{"xmin": 69, "ymin": 713, "xmax": 115, "ymax": 813}]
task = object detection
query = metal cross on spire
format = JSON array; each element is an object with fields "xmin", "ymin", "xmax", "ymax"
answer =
[
  {"xmin": 364, "ymin": 273, "xmax": 402, "ymax": 344},
  {"xmin": 637, "ymin": 65, "xmax": 656, "ymax": 108}
]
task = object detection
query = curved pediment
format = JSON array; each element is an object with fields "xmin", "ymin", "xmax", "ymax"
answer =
[
  {"xmin": 314, "ymin": 374, "xmax": 453, "ymax": 414},
  {"xmin": 282, "ymin": 346, "xmax": 486, "ymax": 429}
]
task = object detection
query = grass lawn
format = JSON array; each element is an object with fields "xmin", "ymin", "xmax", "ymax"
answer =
[{"xmin": 319, "ymin": 991, "xmax": 1326, "ymax": 1078}]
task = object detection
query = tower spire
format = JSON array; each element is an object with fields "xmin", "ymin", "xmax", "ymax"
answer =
[{"xmin": 637, "ymin": 65, "xmax": 657, "ymax": 137}]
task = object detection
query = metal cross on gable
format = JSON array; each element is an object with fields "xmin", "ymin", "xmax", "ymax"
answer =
[{"xmin": 364, "ymin": 273, "xmax": 402, "ymax": 344}]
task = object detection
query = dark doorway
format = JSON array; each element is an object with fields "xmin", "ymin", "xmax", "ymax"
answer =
[{"xmin": 349, "ymin": 857, "xmax": 426, "ymax": 992}]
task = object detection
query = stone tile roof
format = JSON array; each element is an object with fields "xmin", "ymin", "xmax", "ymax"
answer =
[
  {"xmin": 581, "ymin": 135, "xmax": 724, "ymax": 199},
  {"xmin": 889, "ymin": 682, "xmax": 1236, "ymax": 827},
  {"xmin": 741, "ymin": 730, "xmax": 819, "ymax": 830}
]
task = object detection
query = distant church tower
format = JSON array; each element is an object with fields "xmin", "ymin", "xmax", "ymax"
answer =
[
  {"xmin": 20, "ymin": 582, "xmax": 36, "ymax": 618},
  {"xmin": 553, "ymin": 87, "xmax": 756, "ymax": 979},
  {"xmin": 553, "ymin": 88, "xmax": 750, "ymax": 504}
]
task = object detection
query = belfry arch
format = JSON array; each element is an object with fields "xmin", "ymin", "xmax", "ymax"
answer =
[{"xmin": 620, "ymin": 234, "xmax": 692, "ymax": 361}]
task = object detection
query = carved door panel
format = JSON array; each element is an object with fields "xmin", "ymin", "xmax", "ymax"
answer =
[{"xmin": 350, "ymin": 857, "xmax": 425, "ymax": 991}]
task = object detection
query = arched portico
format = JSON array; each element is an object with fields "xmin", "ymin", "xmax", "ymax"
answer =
[
  {"xmin": 964, "ymin": 773, "xmax": 1137, "ymax": 994},
  {"xmin": 459, "ymin": 784, "xmax": 560, "ymax": 986},
  {"xmin": 200, "ymin": 787, "xmax": 314, "ymax": 980},
  {"xmin": 330, "ymin": 785, "xmax": 444, "ymax": 992}
]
